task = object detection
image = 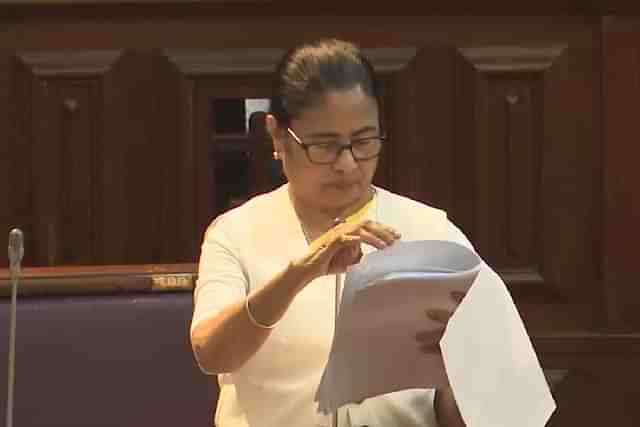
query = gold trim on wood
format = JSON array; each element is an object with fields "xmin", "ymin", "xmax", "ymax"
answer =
[{"xmin": 150, "ymin": 273, "xmax": 195, "ymax": 291}]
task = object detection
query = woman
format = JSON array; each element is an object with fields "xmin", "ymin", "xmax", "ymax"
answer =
[{"xmin": 190, "ymin": 38, "xmax": 467, "ymax": 427}]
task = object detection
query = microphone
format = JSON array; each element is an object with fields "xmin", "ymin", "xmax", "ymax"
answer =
[
  {"xmin": 8, "ymin": 229, "xmax": 24, "ymax": 274},
  {"xmin": 6, "ymin": 229, "xmax": 24, "ymax": 427}
]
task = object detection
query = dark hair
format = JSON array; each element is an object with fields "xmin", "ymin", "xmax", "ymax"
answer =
[{"xmin": 270, "ymin": 38, "xmax": 381, "ymax": 128}]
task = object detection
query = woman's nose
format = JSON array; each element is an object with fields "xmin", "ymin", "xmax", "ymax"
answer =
[{"xmin": 332, "ymin": 147, "xmax": 359, "ymax": 172}]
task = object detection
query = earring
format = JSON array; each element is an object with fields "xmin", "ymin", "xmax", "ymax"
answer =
[{"xmin": 273, "ymin": 151, "xmax": 280, "ymax": 160}]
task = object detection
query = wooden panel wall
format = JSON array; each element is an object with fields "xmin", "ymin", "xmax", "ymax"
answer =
[
  {"xmin": 0, "ymin": 8, "xmax": 638, "ymax": 426},
  {"xmin": 390, "ymin": 42, "xmax": 603, "ymax": 334},
  {"xmin": 602, "ymin": 17, "xmax": 640, "ymax": 333},
  {"xmin": 3, "ymin": 51, "xmax": 189, "ymax": 266}
]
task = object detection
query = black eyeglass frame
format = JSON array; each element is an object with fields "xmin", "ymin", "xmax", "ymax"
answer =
[{"xmin": 286, "ymin": 127, "xmax": 386, "ymax": 165}]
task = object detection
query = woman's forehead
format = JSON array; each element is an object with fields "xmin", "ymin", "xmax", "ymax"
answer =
[{"xmin": 293, "ymin": 87, "xmax": 379, "ymax": 132}]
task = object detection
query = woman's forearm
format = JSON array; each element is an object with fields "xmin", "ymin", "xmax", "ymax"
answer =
[{"xmin": 190, "ymin": 262, "xmax": 310, "ymax": 374}]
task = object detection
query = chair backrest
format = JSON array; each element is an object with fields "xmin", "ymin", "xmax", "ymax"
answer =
[{"xmin": 0, "ymin": 292, "xmax": 219, "ymax": 426}]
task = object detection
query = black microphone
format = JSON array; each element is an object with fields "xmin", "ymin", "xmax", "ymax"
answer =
[{"xmin": 6, "ymin": 229, "xmax": 24, "ymax": 427}]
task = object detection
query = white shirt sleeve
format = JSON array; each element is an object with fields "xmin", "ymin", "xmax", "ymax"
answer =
[{"xmin": 190, "ymin": 215, "xmax": 249, "ymax": 335}]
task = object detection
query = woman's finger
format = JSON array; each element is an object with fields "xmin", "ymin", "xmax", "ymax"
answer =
[
  {"xmin": 357, "ymin": 228, "xmax": 389, "ymax": 249},
  {"xmin": 321, "ymin": 234, "xmax": 360, "ymax": 255},
  {"xmin": 325, "ymin": 236, "xmax": 363, "ymax": 274},
  {"xmin": 361, "ymin": 220, "xmax": 401, "ymax": 245},
  {"xmin": 426, "ymin": 308, "xmax": 453, "ymax": 324},
  {"xmin": 302, "ymin": 218, "xmax": 400, "ymax": 277},
  {"xmin": 336, "ymin": 219, "xmax": 399, "ymax": 243}
]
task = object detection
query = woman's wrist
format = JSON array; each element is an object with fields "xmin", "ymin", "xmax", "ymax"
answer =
[
  {"xmin": 244, "ymin": 262, "xmax": 311, "ymax": 330},
  {"xmin": 285, "ymin": 259, "xmax": 317, "ymax": 294}
]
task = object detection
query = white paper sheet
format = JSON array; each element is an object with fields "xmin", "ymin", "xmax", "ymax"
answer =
[
  {"xmin": 440, "ymin": 265, "xmax": 556, "ymax": 427},
  {"xmin": 315, "ymin": 240, "xmax": 481, "ymax": 413},
  {"xmin": 314, "ymin": 240, "xmax": 556, "ymax": 427}
]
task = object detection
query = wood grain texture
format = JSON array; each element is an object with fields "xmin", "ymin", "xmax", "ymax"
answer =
[
  {"xmin": 12, "ymin": 51, "xmax": 119, "ymax": 266},
  {"xmin": 0, "ymin": 263, "xmax": 196, "ymax": 296},
  {"xmin": 0, "ymin": 13, "xmax": 637, "ymax": 426},
  {"xmin": 0, "ymin": 53, "xmax": 11, "ymax": 269},
  {"xmin": 602, "ymin": 17, "xmax": 640, "ymax": 332}
]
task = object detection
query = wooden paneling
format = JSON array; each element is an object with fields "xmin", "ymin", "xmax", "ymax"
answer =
[
  {"xmin": 7, "ymin": 57, "xmax": 32, "ymax": 269},
  {"xmin": 165, "ymin": 50, "xmax": 278, "ymax": 255},
  {"xmin": 0, "ymin": 263, "xmax": 196, "ymax": 296},
  {"xmin": 165, "ymin": 47, "xmax": 418, "ymax": 259},
  {"xmin": 1, "ymin": 11, "xmax": 639, "ymax": 426},
  {"xmin": 195, "ymin": 75, "xmax": 273, "ymax": 247},
  {"xmin": 458, "ymin": 45, "xmax": 583, "ymax": 304},
  {"xmin": 4, "ymin": 50, "xmax": 192, "ymax": 267},
  {"xmin": 603, "ymin": 17, "xmax": 640, "ymax": 332},
  {"xmin": 391, "ymin": 41, "xmax": 603, "ymax": 331},
  {"xmin": 455, "ymin": 46, "xmax": 561, "ymax": 278},
  {"xmin": 0, "ymin": 16, "xmax": 594, "ymax": 50},
  {"xmin": 0, "ymin": 53, "xmax": 11, "ymax": 267},
  {"xmin": 391, "ymin": 46, "xmax": 454, "ymax": 208},
  {"xmin": 30, "ymin": 77, "xmax": 98, "ymax": 265},
  {"xmin": 9, "ymin": 51, "xmax": 119, "ymax": 267},
  {"xmin": 536, "ymin": 332, "xmax": 640, "ymax": 426},
  {"xmin": 0, "ymin": 18, "xmax": 606, "ymax": 321},
  {"xmin": 0, "ymin": 18, "xmax": 607, "ymax": 298},
  {"xmin": 547, "ymin": 357, "xmax": 640, "ymax": 426},
  {"xmin": 100, "ymin": 51, "xmax": 183, "ymax": 265}
]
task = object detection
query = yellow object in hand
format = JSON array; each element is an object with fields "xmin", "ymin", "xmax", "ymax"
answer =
[{"xmin": 308, "ymin": 197, "xmax": 376, "ymax": 250}]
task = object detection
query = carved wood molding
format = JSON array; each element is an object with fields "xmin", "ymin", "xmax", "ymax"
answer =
[
  {"xmin": 453, "ymin": 43, "xmax": 578, "ymax": 304},
  {"xmin": 364, "ymin": 47, "xmax": 418, "ymax": 73},
  {"xmin": 1, "ymin": 2, "xmax": 606, "ymax": 15},
  {"xmin": 0, "ymin": 264, "xmax": 197, "ymax": 296},
  {"xmin": 458, "ymin": 45, "xmax": 567, "ymax": 72},
  {"xmin": 164, "ymin": 49, "xmax": 281, "ymax": 75},
  {"xmin": 164, "ymin": 47, "xmax": 417, "ymax": 76},
  {"xmin": 16, "ymin": 50, "xmax": 123, "ymax": 76}
]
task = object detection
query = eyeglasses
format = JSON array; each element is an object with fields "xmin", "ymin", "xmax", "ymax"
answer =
[{"xmin": 287, "ymin": 127, "xmax": 385, "ymax": 165}]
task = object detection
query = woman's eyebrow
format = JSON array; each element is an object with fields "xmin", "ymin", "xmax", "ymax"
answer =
[
  {"xmin": 305, "ymin": 131, "xmax": 340, "ymax": 139},
  {"xmin": 306, "ymin": 126, "xmax": 378, "ymax": 139},
  {"xmin": 351, "ymin": 125, "xmax": 378, "ymax": 137}
]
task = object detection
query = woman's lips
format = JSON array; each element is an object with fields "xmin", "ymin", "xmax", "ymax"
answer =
[{"xmin": 327, "ymin": 182, "xmax": 359, "ymax": 189}]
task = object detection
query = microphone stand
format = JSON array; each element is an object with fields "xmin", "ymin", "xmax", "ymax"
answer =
[{"xmin": 6, "ymin": 229, "xmax": 24, "ymax": 427}]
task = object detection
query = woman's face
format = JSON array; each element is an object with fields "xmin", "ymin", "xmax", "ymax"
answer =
[{"xmin": 269, "ymin": 86, "xmax": 381, "ymax": 214}]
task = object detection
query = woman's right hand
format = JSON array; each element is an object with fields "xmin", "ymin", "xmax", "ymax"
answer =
[{"xmin": 290, "ymin": 219, "xmax": 401, "ymax": 286}]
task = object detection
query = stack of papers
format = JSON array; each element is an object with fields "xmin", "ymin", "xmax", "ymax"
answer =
[{"xmin": 314, "ymin": 240, "xmax": 555, "ymax": 427}]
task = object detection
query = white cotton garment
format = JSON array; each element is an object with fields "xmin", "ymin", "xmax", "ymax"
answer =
[{"xmin": 191, "ymin": 184, "xmax": 478, "ymax": 427}]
